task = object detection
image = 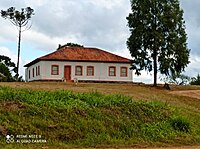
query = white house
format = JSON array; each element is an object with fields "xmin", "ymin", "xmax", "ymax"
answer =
[{"xmin": 24, "ymin": 46, "xmax": 133, "ymax": 82}]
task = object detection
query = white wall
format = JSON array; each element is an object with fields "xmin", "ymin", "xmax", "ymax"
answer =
[
  {"xmin": 25, "ymin": 61, "xmax": 43, "ymax": 82},
  {"xmin": 26, "ymin": 61, "xmax": 133, "ymax": 82}
]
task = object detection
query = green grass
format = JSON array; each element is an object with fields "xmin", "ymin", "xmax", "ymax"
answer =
[{"xmin": 0, "ymin": 85, "xmax": 199, "ymax": 148}]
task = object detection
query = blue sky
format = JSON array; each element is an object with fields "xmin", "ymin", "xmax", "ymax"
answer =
[{"xmin": 0, "ymin": 0, "xmax": 200, "ymax": 83}]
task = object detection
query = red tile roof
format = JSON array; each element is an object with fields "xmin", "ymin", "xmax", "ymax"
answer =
[{"xmin": 24, "ymin": 47, "xmax": 131, "ymax": 67}]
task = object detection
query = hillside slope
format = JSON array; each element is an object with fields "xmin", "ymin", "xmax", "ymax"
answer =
[{"xmin": 0, "ymin": 84, "xmax": 199, "ymax": 148}]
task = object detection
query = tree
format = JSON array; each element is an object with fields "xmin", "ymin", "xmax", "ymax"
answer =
[
  {"xmin": 0, "ymin": 63, "xmax": 12, "ymax": 81},
  {"xmin": 161, "ymin": 74, "xmax": 190, "ymax": 85},
  {"xmin": 190, "ymin": 74, "xmax": 200, "ymax": 85},
  {"xmin": 1, "ymin": 7, "xmax": 34, "ymax": 81},
  {"xmin": 127, "ymin": 0, "xmax": 190, "ymax": 86},
  {"xmin": 0, "ymin": 55, "xmax": 16, "ymax": 81},
  {"xmin": 57, "ymin": 43, "xmax": 84, "ymax": 50}
]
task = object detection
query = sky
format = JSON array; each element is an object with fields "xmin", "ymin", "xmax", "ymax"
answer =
[{"xmin": 0, "ymin": 0, "xmax": 200, "ymax": 83}]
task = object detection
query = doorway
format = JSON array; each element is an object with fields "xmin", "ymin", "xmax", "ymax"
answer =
[{"xmin": 64, "ymin": 65, "xmax": 71, "ymax": 81}]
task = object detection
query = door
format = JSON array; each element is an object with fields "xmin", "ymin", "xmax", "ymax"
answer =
[{"xmin": 64, "ymin": 66, "xmax": 71, "ymax": 81}]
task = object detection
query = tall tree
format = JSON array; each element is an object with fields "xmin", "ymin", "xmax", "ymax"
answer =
[
  {"xmin": 1, "ymin": 7, "xmax": 34, "ymax": 80},
  {"xmin": 127, "ymin": 0, "xmax": 190, "ymax": 86}
]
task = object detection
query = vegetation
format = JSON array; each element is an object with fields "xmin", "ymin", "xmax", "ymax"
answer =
[
  {"xmin": 1, "ymin": 7, "xmax": 34, "ymax": 80},
  {"xmin": 0, "ymin": 55, "xmax": 24, "ymax": 82},
  {"xmin": 0, "ymin": 63, "xmax": 12, "ymax": 82},
  {"xmin": 127, "ymin": 0, "xmax": 190, "ymax": 86},
  {"xmin": 0, "ymin": 84, "xmax": 200, "ymax": 149},
  {"xmin": 161, "ymin": 74, "xmax": 191, "ymax": 85},
  {"xmin": 164, "ymin": 73, "xmax": 200, "ymax": 85},
  {"xmin": 190, "ymin": 74, "xmax": 200, "ymax": 85},
  {"xmin": 57, "ymin": 43, "xmax": 84, "ymax": 50},
  {"xmin": 0, "ymin": 55, "xmax": 16, "ymax": 82}
]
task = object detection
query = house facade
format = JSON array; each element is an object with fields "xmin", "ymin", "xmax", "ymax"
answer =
[{"xmin": 24, "ymin": 46, "xmax": 133, "ymax": 82}]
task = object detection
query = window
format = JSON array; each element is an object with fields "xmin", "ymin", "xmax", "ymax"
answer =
[
  {"xmin": 36, "ymin": 67, "xmax": 38, "ymax": 76},
  {"xmin": 75, "ymin": 66, "xmax": 83, "ymax": 76},
  {"xmin": 109, "ymin": 66, "xmax": 116, "ymax": 76},
  {"xmin": 29, "ymin": 70, "xmax": 30, "ymax": 79},
  {"xmin": 51, "ymin": 65, "xmax": 59, "ymax": 75},
  {"xmin": 32, "ymin": 68, "xmax": 34, "ymax": 77},
  {"xmin": 38, "ymin": 66, "xmax": 40, "ymax": 76},
  {"xmin": 87, "ymin": 66, "xmax": 94, "ymax": 76},
  {"xmin": 120, "ymin": 67, "xmax": 128, "ymax": 77}
]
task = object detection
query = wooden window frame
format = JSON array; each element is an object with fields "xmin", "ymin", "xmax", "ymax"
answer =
[
  {"xmin": 120, "ymin": 67, "xmax": 128, "ymax": 77},
  {"xmin": 75, "ymin": 66, "xmax": 83, "ymax": 76},
  {"xmin": 87, "ymin": 66, "xmax": 94, "ymax": 76},
  {"xmin": 51, "ymin": 65, "xmax": 59, "ymax": 75},
  {"xmin": 109, "ymin": 66, "xmax": 116, "ymax": 76}
]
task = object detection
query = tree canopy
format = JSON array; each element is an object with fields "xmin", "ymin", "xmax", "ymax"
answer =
[
  {"xmin": 1, "ymin": 7, "xmax": 34, "ymax": 28},
  {"xmin": 0, "ymin": 55, "xmax": 16, "ymax": 82},
  {"xmin": 190, "ymin": 74, "xmax": 200, "ymax": 85},
  {"xmin": 161, "ymin": 73, "xmax": 190, "ymax": 85},
  {"xmin": 0, "ymin": 55, "xmax": 16, "ymax": 68},
  {"xmin": 57, "ymin": 43, "xmax": 84, "ymax": 50},
  {"xmin": 127, "ymin": 0, "xmax": 190, "ymax": 86},
  {"xmin": 1, "ymin": 7, "xmax": 34, "ymax": 81}
]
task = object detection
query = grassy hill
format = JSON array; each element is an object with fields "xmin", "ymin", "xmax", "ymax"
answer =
[{"xmin": 0, "ymin": 83, "xmax": 200, "ymax": 148}]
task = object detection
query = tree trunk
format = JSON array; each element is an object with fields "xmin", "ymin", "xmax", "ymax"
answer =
[
  {"xmin": 153, "ymin": 1, "xmax": 157, "ymax": 87},
  {"xmin": 16, "ymin": 25, "xmax": 22, "ymax": 81},
  {"xmin": 153, "ymin": 49, "xmax": 157, "ymax": 86}
]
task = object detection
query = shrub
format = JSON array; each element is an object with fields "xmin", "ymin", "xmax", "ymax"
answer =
[{"xmin": 171, "ymin": 116, "xmax": 191, "ymax": 133}]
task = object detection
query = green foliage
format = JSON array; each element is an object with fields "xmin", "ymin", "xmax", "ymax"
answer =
[
  {"xmin": 0, "ymin": 86, "xmax": 196, "ymax": 148},
  {"xmin": 127, "ymin": 0, "xmax": 190, "ymax": 85},
  {"xmin": 1, "ymin": 7, "xmax": 34, "ymax": 27},
  {"xmin": 0, "ymin": 63, "xmax": 12, "ymax": 81},
  {"xmin": 0, "ymin": 55, "xmax": 16, "ymax": 68},
  {"xmin": 171, "ymin": 116, "xmax": 191, "ymax": 132},
  {"xmin": 57, "ymin": 43, "xmax": 84, "ymax": 50},
  {"xmin": 1, "ymin": 7, "xmax": 34, "ymax": 80},
  {"xmin": 0, "ymin": 55, "xmax": 23, "ymax": 82},
  {"xmin": 141, "ymin": 121, "xmax": 175, "ymax": 141},
  {"xmin": 161, "ymin": 73, "xmax": 191, "ymax": 85},
  {"xmin": 190, "ymin": 74, "xmax": 200, "ymax": 85}
]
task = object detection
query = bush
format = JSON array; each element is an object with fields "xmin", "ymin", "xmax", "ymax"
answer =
[
  {"xmin": 190, "ymin": 74, "xmax": 200, "ymax": 85},
  {"xmin": 171, "ymin": 116, "xmax": 191, "ymax": 133}
]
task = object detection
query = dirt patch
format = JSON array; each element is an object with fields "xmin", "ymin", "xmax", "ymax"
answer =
[
  {"xmin": 0, "ymin": 125, "xmax": 7, "ymax": 136},
  {"xmin": 0, "ymin": 101, "xmax": 25, "ymax": 111},
  {"xmin": 170, "ymin": 90, "xmax": 200, "ymax": 100}
]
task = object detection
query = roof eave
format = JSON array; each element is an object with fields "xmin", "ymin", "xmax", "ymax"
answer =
[{"xmin": 24, "ymin": 59, "xmax": 40, "ymax": 67}]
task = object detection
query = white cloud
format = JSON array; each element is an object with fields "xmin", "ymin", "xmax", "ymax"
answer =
[
  {"xmin": 184, "ymin": 55, "xmax": 200, "ymax": 77},
  {"xmin": 0, "ymin": 47, "xmax": 17, "ymax": 62},
  {"xmin": 21, "ymin": 29, "xmax": 81, "ymax": 52},
  {"xmin": 0, "ymin": 0, "xmax": 199, "ymax": 83},
  {"xmin": 0, "ymin": 22, "xmax": 18, "ymax": 43},
  {"xmin": 24, "ymin": 0, "xmax": 48, "ymax": 8}
]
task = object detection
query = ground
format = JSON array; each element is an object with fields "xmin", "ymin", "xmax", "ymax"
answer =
[
  {"xmin": 0, "ymin": 82, "xmax": 200, "ymax": 149},
  {"xmin": 171, "ymin": 90, "xmax": 200, "ymax": 100}
]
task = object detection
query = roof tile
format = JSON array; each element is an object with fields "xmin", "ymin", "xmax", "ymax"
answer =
[{"xmin": 24, "ymin": 47, "xmax": 131, "ymax": 67}]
